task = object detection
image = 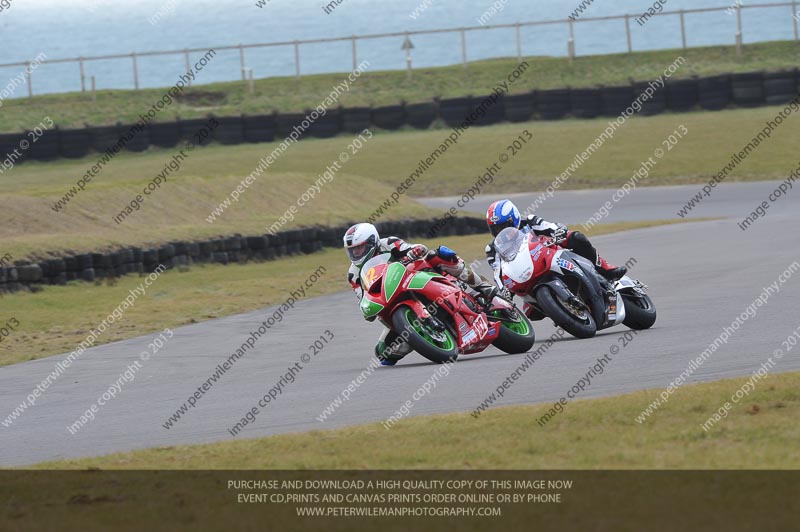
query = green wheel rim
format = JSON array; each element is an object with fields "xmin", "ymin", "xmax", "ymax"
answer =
[
  {"xmin": 491, "ymin": 310, "xmax": 531, "ymax": 336},
  {"xmin": 405, "ymin": 308, "xmax": 455, "ymax": 351}
]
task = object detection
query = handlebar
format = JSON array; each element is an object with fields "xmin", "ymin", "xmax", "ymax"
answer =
[
  {"xmin": 542, "ymin": 231, "xmax": 568, "ymax": 248},
  {"xmin": 400, "ymin": 249, "xmax": 436, "ymax": 266}
]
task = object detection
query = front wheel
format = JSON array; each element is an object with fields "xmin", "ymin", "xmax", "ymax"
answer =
[
  {"xmin": 489, "ymin": 309, "xmax": 536, "ymax": 354},
  {"xmin": 535, "ymin": 286, "xmax": 597, "ymax": 339},
  {"xmin": 621, "ymin": 292, "xmax": 657, "ymax": 330},
  {"xmin": 391, "ymin": 306, "xmax": 459, "ymax": 364}
]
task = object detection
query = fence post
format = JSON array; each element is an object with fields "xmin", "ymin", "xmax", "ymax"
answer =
[
  {"xmin": 351, "ymin": 36, "xmax": 357, "ymax": 70},
  {"xmin": 132, "ymin": 52, "xmax": 139, "ymax": 90},
  {"xmin": 26, "ymin": 60, "xmax": 33, "ymax": 98},
  {"xmin": 248, "ymin": 69, "xmax": 254, "ymax": 94},
  {"xmin": 679, "ymin": 10, "xmax": 687, "ymax": 49},
  {"xmin": 239, "ymin": 44, "xmax": 246, "ymax": 81},
  {"xmin": 793, "ymin": 0, "xmax": 799, "ymax": 41},
  {"xmin": 79, "ymin": 57, "xmax": 86, "ymax": 93},
  {"xmin": 735, "ymin": 5, "xmax": 743, "ymax": 55},
  {"xmin": 91, "ymin": 76, "xmax": 96, "ymax": 103},
  {"xmin": 294, "ymin": 41, "xmax": 301, "ymax": 80},
  {"xmin": 625, "ymin": 15, "xmax": 632, "ymax": 53},
  {"xmin": 515, "ymin": 23, "xmax": 522, "ymax": 64},
  {"xmin": 403, "ymin": 32, "xmax": 414, "ymax": 80},
  {"xmin": 460, "ymin": 28, "xmax": 467, "ymax": 68},
  {"xmin": 568, "ymin": 19, "xmax": 576, "ymax": 60},
  {"xmin": 184, "ymin": 49, "xmax": 192, "ymax": 86}
]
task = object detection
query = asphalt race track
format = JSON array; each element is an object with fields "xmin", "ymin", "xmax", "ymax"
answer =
[
  {"xmin": 417, "ymin": 180, "xmax": 799, "ymax": 225},
  {"xmin": 1, "ymin": 181, "xmax": 798, "ymax": 466}
]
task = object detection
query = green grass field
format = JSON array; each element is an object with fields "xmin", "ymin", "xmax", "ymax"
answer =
[
  {"xmin": 2, "ymin": 105, "xmax": 797, "ymax": 260},
  {"xmin": 33, "ymin": 369, "xmax": 800, "ymax": 469},
  {"xmin": 1, "ymin": 40, "xmax": 798, "ymax": 131}
]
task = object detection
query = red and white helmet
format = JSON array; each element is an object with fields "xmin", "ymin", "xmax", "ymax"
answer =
[
  {"xmin": 343, "ymin": 223, "xmax": 380, "ymax": 267},
  {"xmin": 486, "ymin": 199, "xmax": 522, "ymax": 237}
]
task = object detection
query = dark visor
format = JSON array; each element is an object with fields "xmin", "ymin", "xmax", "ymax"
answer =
[{"xmin": 489, "ymin": 219, "xmax": 516, "ymax": 237}]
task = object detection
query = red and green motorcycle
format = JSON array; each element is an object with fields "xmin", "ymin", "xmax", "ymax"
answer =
[{"xmin": 359, "ymin": 252, "xmax": 536, "ymax": 364}]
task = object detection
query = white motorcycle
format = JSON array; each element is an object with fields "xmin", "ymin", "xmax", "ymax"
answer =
[{"xmin": 493, "ymin": 227, "xmax": 656, "ymax": 338}]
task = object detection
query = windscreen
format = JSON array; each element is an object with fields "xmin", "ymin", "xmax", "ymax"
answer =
[
  {"xmin": 360, "ymin": 254, "xmax": 390, "ymax": 286},
  {"xmin": 495, "ymin": 227, "xmax": 526, "ymax": 262}
]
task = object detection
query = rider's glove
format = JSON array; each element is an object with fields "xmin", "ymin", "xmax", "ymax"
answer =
[
  {"xmin": 406, "ymin": 244, "xmax": 429, "ymax": 262},
  {"xmin": 499, "ymin": 287, "xmax": 514, "ymax": 301},
  {"xmin": 552, "ymin": 226, "xmax": 568, "ymax": 242}
]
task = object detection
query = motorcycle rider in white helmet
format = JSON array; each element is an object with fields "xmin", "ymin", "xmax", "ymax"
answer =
[{"xmin": 344, "ymin": 222, "xmax": 500, "ymax": 365}]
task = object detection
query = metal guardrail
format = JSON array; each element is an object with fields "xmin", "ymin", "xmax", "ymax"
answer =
[{"xmin": 2, "ymin": 1, "xmax": 799, "ymax": 97}]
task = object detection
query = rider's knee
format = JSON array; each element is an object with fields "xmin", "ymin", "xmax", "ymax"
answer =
[{"xmin": 569, "ymin": 231, "xmax": 590, "ymax": 247}]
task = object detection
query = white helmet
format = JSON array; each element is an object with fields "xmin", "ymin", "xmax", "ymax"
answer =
[{"xmin": 343, "ymin": 223, "xmax": 380, "ymax": 267}]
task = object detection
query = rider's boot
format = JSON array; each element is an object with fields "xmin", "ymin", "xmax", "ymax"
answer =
[
  {"xmin": 566, "ymin": 231, "xmax": 627, "ymax": 281},
  {"xmin": 471, "ymin": 280, "xmax": 499, "ymax": 308},
  {"xmin": 375, "ymin": 330, "xmax": 412, "ymax": 366},
  {"xmin": 459, "ymin": 265, "xmax": 502, "ymax": 308},
  {"xmin": 429, "ymin": 246, "xmax": 502, "ymax": 308},
  {"xmin": 596, "ymin": 256, "xmax": 627, "ymax": 281}
]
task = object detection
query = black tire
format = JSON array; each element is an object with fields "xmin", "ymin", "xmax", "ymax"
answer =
[
  {"xmin": 621, "ymin": 292, "xmax": 657, "ymax": 330},
  {"xmin": 504, "ymin": 92, "xmax": 535, "ymax": 122},
  {"xmin": 731, "ymin": 72, "xmax": 765, "ymax": 107},
  {"xmin": 405, "ymin": 103, "xmax": 437, "ymax": 129},
  {"xmin": 392, "ymin": 306, "xmax": 458, "ymax": 364},
  {"xmin": 341, "ymin": 107, "xmax": 372, "ymax": 133},
  {"xmin": 764, "ymin": 71, "xmax": 798, "ymax": 105},
  {"xmin": 666, "ymin": 78, "xmax": 698, "ymax": 112},
  {"xmin": 489, "ymin": 309, "xmax": 536, "ymax": 354},
  {"xmin": 438, "ymin": 97, "xmax": 474, "ymax": 127},
  {"xmin": 535, "ymin": 286, "xmax": 596, "ymax": 339},
  {"xmin": 537, "ymin": 89, "xmax": 571, "ymax": 120},
  {"xmin": 634, "ymin": 82, "xmax": 666, "ymax": 116},
  {"xmin": 371, "ymin": 104, "xmax": 405, "ymax": 130},
  {"xmin": 570, "ymin": 88, "xmax": 602, "ymax": 118},
  {"xmin": 698, "ymin": 74, "xmax": 731, "ymax": 111},
  {"xmin": 600, "ymin": 85, "xmax": 635, "ymax": 116}
]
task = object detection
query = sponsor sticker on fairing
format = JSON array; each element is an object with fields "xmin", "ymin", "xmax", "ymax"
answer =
[
  {"xmin": 473, "ymin": 314, "xmax": 489, "ymax": 340},
  {"xmin": 557, "ymin": 258, "xmax": 575, "ymax": 271}
]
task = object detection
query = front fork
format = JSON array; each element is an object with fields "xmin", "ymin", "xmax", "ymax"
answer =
[{"xmin": 388, "ymin": 298, "xmax": 450, "ymax": 340}]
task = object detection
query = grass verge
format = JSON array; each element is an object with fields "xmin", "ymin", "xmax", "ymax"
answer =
[
  {"xmin": 0, "ymin": 220, "xmax": 692, "ymax": 367},
  {"xmin": 2, "ymin": 41, "xmax": 799, "ymax": 131},
  {"xmin": 32, "ymin": 369, "xmax": 800, "ymax": 469},
  {"xmin": 2, "ymin": 105, "xmax": 795, "ymax": 260}
]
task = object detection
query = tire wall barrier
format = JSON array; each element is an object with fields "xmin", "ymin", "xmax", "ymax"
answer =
[
  {"xmin": 698, "ymin": 74, "xmax": 732, "ymax": 111},
  {"xmin": 504, "ymin": 92, "xmax": 535, "ymax": 122},
  {"xmin": 666, "ymin": 78, "xmax": 699, "ymax": 112},
  {"xmin": 569, "ymin": 89, "xmax": 601, "ymax": 119},
  {"xmin": 0, "ymin": 217, "xmax": 489, "ymax": 294},
  {"xmin": 243, "ymin": 114, "xmax": 276, "ymax": 143},
  {"xmin": 764, "ymin": 69, "xmax": 798, "ymax": 105},
  {"xmin": 341, "ymin": 107, "xmax": 371, "ymax": 133},
  {"xmin": 437, "ymin": 97, "xmax": 474, "ymax": 127},
  {"xmin": 405, "ymin": 102, "xmax": 437, "ymax": 129},
  {"xmin": 537, "ymin": 89, "xmax": 571, "ymax": 120},
  {"xmin": 4, "ymin": 69, "xmax": 799, "ymax": 166},
  {"xmin": 148, "ymin": 121, "xmax": 181, "ymax": 148},
  {"xmin": 370, "ymin": 104, "xmax": 405, "ymax": 130}
]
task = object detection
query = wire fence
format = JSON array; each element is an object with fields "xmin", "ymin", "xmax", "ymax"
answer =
[{"xmin": 2, "ymin": 1, "xmax": 799, "ymax": 98}]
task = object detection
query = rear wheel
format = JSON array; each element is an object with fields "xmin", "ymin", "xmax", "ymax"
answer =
[
  {"xmin": 391, "ymin": 306, "xmax": 459, "ymax": 364},
  {"xmin": 535, "ymin": 286, "xmax": 596, "ymax": 339},
  {"xmin": 489, "ymin": 309, "xmax": 536, "ymax": 354},
  {"xmin": 621, "ymin": 292, "xmax": 657, "ymax": 330}
]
